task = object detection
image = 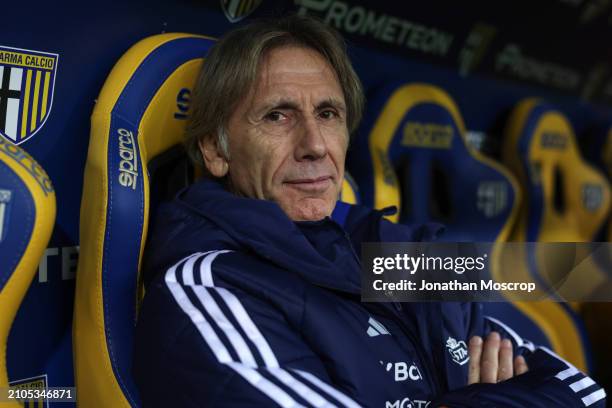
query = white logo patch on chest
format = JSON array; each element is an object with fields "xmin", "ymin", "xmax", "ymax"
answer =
[{"xmin": 446, "ymin": 337, "xmax": 469, "ymax": 365}]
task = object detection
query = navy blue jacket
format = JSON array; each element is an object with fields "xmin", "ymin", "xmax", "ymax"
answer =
[{"xmin": 134, "ymin": 180, "xmax": 606, "ymax": 408}]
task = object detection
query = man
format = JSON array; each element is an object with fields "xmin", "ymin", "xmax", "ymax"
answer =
[{"xmin": 133, "ymin": 15, "xmax": 606, "ymax": 407}]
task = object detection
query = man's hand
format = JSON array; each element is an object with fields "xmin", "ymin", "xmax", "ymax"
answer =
[{"xmin": 467, "ymin": 332, "xmax": 529, "ymax": 385}]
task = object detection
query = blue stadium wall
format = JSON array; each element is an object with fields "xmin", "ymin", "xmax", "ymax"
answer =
[{"xmin": 3, "ymin": 0, "xmax": 612, "ymax": 406}]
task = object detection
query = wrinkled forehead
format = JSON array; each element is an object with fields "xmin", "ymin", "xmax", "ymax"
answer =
[{"xmin": 245, "ymin": 45, "xmax": 346, "ymax": 110}]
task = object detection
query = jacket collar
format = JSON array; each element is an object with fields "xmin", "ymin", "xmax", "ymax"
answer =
[{"xmin": 175, "ymin": 180, "xmax": 362, "ymax": 294}]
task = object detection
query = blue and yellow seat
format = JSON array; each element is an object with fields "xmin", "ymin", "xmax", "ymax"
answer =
[
  {"xmin": 0, "ymin": 139, "xmax": 56, "ymax": 408},
  {"xmin": 348, "ymin": 83, "xmax": 519, "ymax": 241},
  {"xmin": 503, "ymin": 98, "xmax": 610, "ymax": 244},
  {"xmin": 501, "ymin": 98, "xmax": 612, "ymax": 371},
  {"xmin": 502, "ymin": 99, "xmax": 611, "ymax": 298},
  {"xmin": 73, "ymin": 33, "xmax": 217, "ymax": 408}
]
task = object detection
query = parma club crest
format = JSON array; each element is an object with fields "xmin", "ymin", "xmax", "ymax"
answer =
[
  {"xmin": 0, "ymin": 45, "xmax": 58, "ymax": 145},
  {"xmin": 9, "ymin": 374, "xmax": 49, "ymax": 408},
  {"xmin": 221, "ymin": 0, "xmax": 262, "ymax": 23}
]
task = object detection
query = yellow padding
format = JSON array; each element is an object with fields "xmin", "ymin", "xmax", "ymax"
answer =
[
  {"xmin": 74, "ymin": 33, "xmax": 212, "ymax": 408},
  {"xmin": 502, "ymin": 99, "xmax": 611, "ymax": 370},
  {"xmin": 0, "ymin": 141, "xmax": 55, "ymax": 408},
  {"xmin": 503, "ymin": 100, "xmax": 611, "ymax": 297}
]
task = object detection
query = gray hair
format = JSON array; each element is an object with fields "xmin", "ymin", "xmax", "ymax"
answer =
[{"xmin": 184, "ymin": 14, "xmax": 365, "ymax": 169}]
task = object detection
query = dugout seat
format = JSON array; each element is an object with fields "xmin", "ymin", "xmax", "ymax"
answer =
[
  {"xmin": 74, "ymin": 32, "xmax": 363, "ymax": 408},
  {"xmin": 347, "ymin": 82, "xmax": 592, "ymax": 372},
  {"xmin": 575, "ymin": 118, "xmax": 612, "ymax": 393},
  {"xmin": 0, "ymin": 139, "xmax": 56, "ymax": 408},
  {"xmin": 500, "ymin": 98, "xmax": 612, "ymax": 371},
  {"xmin": 502, "ymin": 100, "xmax": 611, "ymax": 298},
  {"xmin": 348, "ymin": 83, "xmax": 519, "ymax": 241},
  {"xmin": 74, "ymin": 33, "xmax": 217, "ymax": 408},
  {"xmin": 503, "ymin": 98, "xmax": 611, "ymax": 243}
]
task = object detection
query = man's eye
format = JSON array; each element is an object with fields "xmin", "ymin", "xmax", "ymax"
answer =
[
  {"xmin": 319, "ymin": 110, "xmax": 338, "ymax": 120},
  {"xmin": 265, "ymin": 111, "xmax": 285, "ymax": 122}
]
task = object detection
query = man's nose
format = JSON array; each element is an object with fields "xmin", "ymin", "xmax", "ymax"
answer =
[{"xmin": 295, "ymin": 116, "xmax": 328, "ymax": 161}]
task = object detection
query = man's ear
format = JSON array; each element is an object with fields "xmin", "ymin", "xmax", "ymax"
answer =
[{"xmin": 199, "ymin": 136, "xmax": 229, "ymax": 177}]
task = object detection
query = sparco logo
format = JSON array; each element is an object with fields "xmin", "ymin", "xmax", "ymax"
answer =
[
  {"xmin": 402, "ymin": 122, "xmax": 453, "ymax": 149},
  {"xmin": 295, "ymin": 0, "xmax": 454, "ymax": 57},
  {"xmin": 117, "ymin": 128, "xmax": 138, "ymax": 190},
  {"xmin": 540, "ymin": 131, "xmax": 568, "ymax": 149}
]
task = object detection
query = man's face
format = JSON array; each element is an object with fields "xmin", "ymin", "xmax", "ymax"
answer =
[{"xmin": 202, "ymin": 46, "xmax": 349, "ymax": 221}]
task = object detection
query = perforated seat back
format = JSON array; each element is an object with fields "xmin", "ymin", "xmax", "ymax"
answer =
[
  {"xmin": 0, "ymin": 139, "xmax": 55, "ymax": 408},
  {"xmin": 348, "ymin": 83, "xmax": 519, "ymax": 242},
  {"xmin": 74, "ymin": 33, "xmax": 216, "ymax": 408}
]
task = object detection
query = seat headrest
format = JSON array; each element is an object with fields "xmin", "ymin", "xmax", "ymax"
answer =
[
  {"xmin": 75, "ymin": 33, "xmax": 216, "ymax": 408},
  {"xmin": 0, "ymin": 138, "xmax": 55, "ymax": 401},
  {"xmin": 503, "ymin": 98, "xmax": 611, "ymax": 242},
  {"xmin": 348, "ymin": 82, "xmax": 519, "ymax": 241}
]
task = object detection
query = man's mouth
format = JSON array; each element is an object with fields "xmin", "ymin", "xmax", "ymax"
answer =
[{"xmin": 284, "ymin": 176, "xmax": 333, "ymax": 193}]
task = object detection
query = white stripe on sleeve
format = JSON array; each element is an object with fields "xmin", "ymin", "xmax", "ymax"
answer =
[
  {"xmin": 268, "ymin": 368, "xmax": 337, "ymax": 408},
  {"xmin": 197, "ymin": 251, "xmax": 280, "ymax": 368},
  {"xmin": 215, "ymin": 286, "xmax": 280, "ymax": 368},
  {"xmin": 181, "ymin": 252, "xmax": 258, "ymax": 367},
  {"xmin": 191, "ymin": 285, "xmax": 258, "ymax": 367},
  {"xmin": 570, "ymin": 377, "xmax": 595, "ymax": 393},
  {"xmin": 165, "ymin": 253, "xmax": 303, "ymax": 407},
  {"xmin": 227, "ymin": 362, "xmax": 305, "ymax": 408},
  {"xmin": 582, "ymin": 388, "xmax": 606, "ymax": 406},
  {"xmin": 199, "ymin": 249, "xmax": 231, "ymax": 286},
  {"xmin": 554, "ymin": 366, "xmax": 579, "ymax": 382},
  {"xmin": 181, "ymin": 252, "xmax": 205, "ymax": 285},
  {"xmin": 294, "ymin": 369, "xmax": 361, "ymax": 408},
  {"xmin": 484, "ymin": 315, "xmax": 535, "ymax": 351},
  {"xmin": 164, "ymin": 254, "xmax": 233, "ymax": 364},
  {"xmin": 166, "ymin": 251, "xmax": 345, "ymax": 407},
  {"xmin": 538, "ymin": 347, "xmax": 605, "ymax": 403}
]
